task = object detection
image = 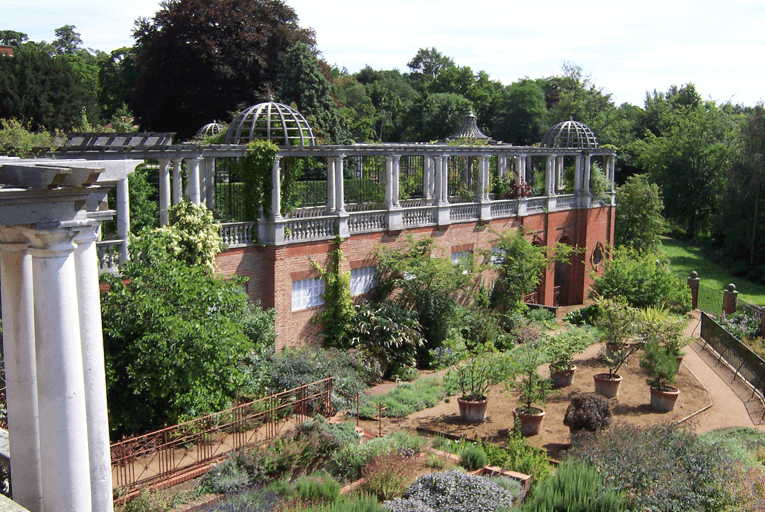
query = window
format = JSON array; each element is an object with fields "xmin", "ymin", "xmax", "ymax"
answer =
[
  {"xmin": 490, "ymin": 246, "xmax": 506, "ymax": 265},
  {"xmin": 351, "ymin": 266, "xmax": 377, "ymax": 296},
  {"xmin": 291, "ymin": 277, "xmax": 325, "ymax": 311},
  {"xmin": 451, "ymin": 250, "xmax": 472, "ymax": 264}
]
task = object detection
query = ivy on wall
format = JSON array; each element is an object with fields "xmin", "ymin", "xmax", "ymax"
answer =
[{"xmin": 312, "ymin": 235, "xmax": 355, "ymax": 348}]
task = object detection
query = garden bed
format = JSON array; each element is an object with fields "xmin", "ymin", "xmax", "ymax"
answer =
[{"xmin": 357, "ymin": 342, "xmax": 710, "ymax": 460}]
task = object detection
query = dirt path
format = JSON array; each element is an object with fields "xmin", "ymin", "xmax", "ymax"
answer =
[{"xmin": 358, "ymin": 309, "xmax": 765, "ymax": 458}]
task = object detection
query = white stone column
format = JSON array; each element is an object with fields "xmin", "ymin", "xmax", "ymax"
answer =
[
  {"xmin": 498, "ymin": 155, "xmax": 507, "ymax": 180},
  {"xmin": 335, "ymin": 156, "xmax": 346, "ymax": 214},
  {"xmin": 584, "ymin": 155, "xmax": 592, "ymax": 194},
  {"xmin": 172, "ymin": 159, "xmax": 183, "ymax": 205},
  {"xmin": 27, "ymin": 228, "xmax": 93, "ymax": 512},
  {"xmin": 271, "ymin": 156, "xmax": 283, "ymax": 220},
  {"xmin": 198, "ymin": 159, "xmax": 208, "ymax": 207},
  {"xmin": 392, "ymin": 155, "xmax": 401, "ymax": 207},
  {"xmin": 186, "ymin": 157, "xmax": 202, "ymax": 206},
  {"xmin": 74, "ymin": 225, "xmax": 113, "ymax": 512},
  {"xmin": 478, "ymin": 155, "xmax": 488, "ymax": 201},
  {"xmin": 574, "ymin": 156, "xmax": 582, "ymax": 192},
  {"xmin": 159, "ymin": 159, "xmax": 171, "ymax": 226},
  {"xmin": 0, "ymin": 239, "xmax": 42, "ymax": 512},
  {"xmin": 205, "ymin": 157, "xmax": 216, "ymax": 210},
  {"xmin": 432, "ymin": 156, "xmax": 442, "ymax": 206},
  {"xmin": 116, "ymin": 177, "xmax": 129, "ymax": 265},
  {"xmin": 545, "ymin": 156, "xmax": 554, "ymax": 196},
  {"xmin": 384, "ymin": 156, "xmax": 394, "ymax": 208},
  {"xmin": 326, "ymin": 158, "xmax": 336, "ymax": 214},
  {"xmin": 423, "ymin": 156, "xmax": 432, "ymax": 201},
  {"xmin": 556, "ymin": 156, "xmax": 564, "ymax": 191},
  {"xmin": 608, "ymin": 155, "xmax": 616, "ymax": 191}
]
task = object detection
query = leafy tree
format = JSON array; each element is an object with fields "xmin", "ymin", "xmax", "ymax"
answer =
[
  {"xmin": 614, "ymin": 174, "xmax": 666, "ymax": 253},
  {"xmin": 131, "ymin": 0, "xmax": 315, "ymax": 139},
  {"xmin": 356, "ymin": 67, "xmax": 419, "ymax": 141},
  {"xmin": 0, "ymin": 118, "xmax": 57, "ymax": 157},
  {"xmin": 417, "ymin": 92, "xmax": 473, "ymax": 141},
  {"xmin": 0, "ymin": 30, "xmax": 28, "ymax": 46},
  {"xmin": 154, "ymin": 200, "xmax": 223, "ymax": 274},
  {"xmin": 52, "ymin": 25, "xmax": 83, "ymax": 55},
  {"xmin": 490, "ymin": 80, "xmax": 548, "ymax": 145},
  {"xmin": 407, "ymin": 47, "xmax": 455, "ymax": 91},
  {"xmin": 98, "ymin": 47, "xmax": 139, "ymax": 121},
  {"xmin": 101, "ymin": 229, "xmax": 254, "ymax": 437},
  {"xmin": 332, "ymin": 75, "xmax": 376, "ymax": 142},
  {"xmin": 279, "ymin": 42, "xmax": 349, "ymax": 144},
  {"xmin": 0, "ymin": 42, "xmax": 99, "ymax": 130}
]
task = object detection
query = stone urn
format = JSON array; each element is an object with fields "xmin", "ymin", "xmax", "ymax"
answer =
[
  {"xmin": 514, "ymin": 407, "xmax": 545, "ymax": 437},
  {"xmin": 458, "ymin": 397, "xmax": 488, "ymax": 423},
  {"xmin": 650, "ymin": 386, "xmax": 680, "ymax": 412},
  {"xmin": 550, "ymin": 365, "xmax": 577, "ymax": 388},
  {"xmin": 593, "ymin": 373, "xmax": 622, "ymax": 398}
]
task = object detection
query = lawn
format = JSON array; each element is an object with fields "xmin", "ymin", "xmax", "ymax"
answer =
[{"xmin": 661, "ymin": 237, "xmax": 765, "ymax": 305}]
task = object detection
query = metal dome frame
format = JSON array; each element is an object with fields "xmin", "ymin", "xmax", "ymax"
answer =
[
  {"xmin": 445, "ymin": 110, "xmax": 493, "ymax": 142},
  {"xmin": 541, "ymin": 119, "xmax": 599, "ymax": 150},
  {"xmin": 195, "ymin": 121, "xmax": 224, "ymax": 139},
  {"xmin": 225, "ymin": 102, "xmax": 317, "ymax": 147}
]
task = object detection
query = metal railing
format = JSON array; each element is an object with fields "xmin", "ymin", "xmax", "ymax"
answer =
[{"xmin": 110, "ymin": 377, "xmax": 333, "ymax": 501}]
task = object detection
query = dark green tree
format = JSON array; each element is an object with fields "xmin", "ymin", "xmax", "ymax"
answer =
[
  {"xmin": 279, "ymin": 42, "xmax": 349, "ymax": 144},
  {"xmin": 407, "ymin": 47, "xmax": 454, "ymax": 91},
  {"xmin": 332, "ymin": 75, "xmax": 376, "ymax": 142},
  {"xmin": 417, "ymin": 92, "xmax": 473, "ymax": 141},
  {"xmin": 0, "ymin": 30, "xmax": 28, "ymax": 46},
  {"xmin": 52, "ymin": 25, "xmax": 83, "ymax": 55},
  {"xmin": 490, "ymin": 80, "xmax": 548, "ymax": 145},
  {"xmin": 98, "ymin": 47, "xmax": 139, "ymax": 121},
  {"xmin": 131, "ymin": 0, "xmax": 315, "ymax": 139},
  {"xmin": 356, "ymin": 67, "xmax": 419, "ymax": 142}
]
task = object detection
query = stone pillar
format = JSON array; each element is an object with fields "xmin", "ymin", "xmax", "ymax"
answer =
[
  {"xmin": 186, "ymin": 157, "xmax": 202, "ymax": 206},
  {"xmin": 159, "ymin": 159, "xmax": 171, "ymax": 226},
  {"xmin": 423, "ymin": 156, "xmax": 433, "ymax": 200},
  {"xmin": 205, "ymin": 157, "xmax": 216, "ymax": 210},
  {"xmin": 433, "ymin": 156, "xmax": 442, "ymax": 206},
  {"xmin": 574, "ymin": 156, "xmax": 582, "ymax": 193},
  {"xmin": 723, "ymin": 284, "xmax": 738, "ymax": 315},
  {"xmin": 198, "ymin": 159, "xmax": 207, "ymax": 207},
  {"xmin": 384, "ymin": 156, "xmax": 394, "ymax": 208},
  {"xmin": 74, "ymin": 225, "xmax": 113, "ymax": 512},
  {"xmin": 441, "ymin": 156, "xmax": 450, "ymax": 204},
  {"xmin": 392, "ymin": 155, "xmax": 401, "ymax": 207},
  {"xmin": 498, "ymin": 155, "xmax": 507, "ymax": 180},
  {"xmin": 545, "ymin": 156, "xmax": 555, "ymax": 196},
  {"xmin": 0, "ymin": 239, "xmax": 42, "ymax": 512},
  {"xmin": 335, "ymin": 156, "xmax": 346, "ymax": 214},
  {"xmin": 27, "ymin": 228, "xmax": 93, "ymax": 512},
  {"xmin": 271, "ymin": 156, "xmax": 283, "ymax": 220},
  {"xmin": 687, "ymin": 271, "xmax": 700, "ymax": 310},
  {"xmin": 172, "ymin": 159, "xmax": 183, "ymax": 205},
  {"xmin": 583, "ymin": 155, "xmax": 592, "ymax": 194},
  {"xmin": 326, "ymin": 158, "xmax": 336, "ymax": 214},
  {"xmin": 116, "ymin": 177, "xmax": 129, "ymax": 265},
  {"xmin": 556, "ymin": 156, "xmax": 564, "ymax": 190}
]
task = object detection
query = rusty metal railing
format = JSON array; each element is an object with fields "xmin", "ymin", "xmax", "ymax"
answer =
[{"xmin": 110, "ymin": 377, "xmax": 333, "ymax": 502}]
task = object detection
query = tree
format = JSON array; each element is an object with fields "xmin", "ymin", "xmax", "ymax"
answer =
[
  {"xmin": 279, "ymin": 42, "xmax": 349, "ymax": 144},
  {"xmin": 101, "ymin": 205, "xmax": 256, "ymax": 437},
  {"xmin": 52, "ymin": 25, "xmax": 83, "ymax": 55},
  {"xmin": 417, "ymin": 92, "xmax": 473, "ymax": 141},
  {"xmin": 332, "ymin": 75, "xmax": 376, "ymax": 142},
  {"xmin": 98, "ymin": 47, "xmax": 139, "ymax": 121},
  {"xmin": 614, "ymin": 174, "xmax": 666, "ymax": 253},
  {"xmin": 131, "ymin": 0, "xmax": 315, "ymax": 139},
  {"xmin": 490, "ymin": 80, "xmax": 548, "ymax": 145},
  {"xmin": 407, "ymin": 47, "xmax": 454, "ymax": 91},
  {"xmin": 0, "ymin": 30, "xmax": 28, "ymax": 46}
]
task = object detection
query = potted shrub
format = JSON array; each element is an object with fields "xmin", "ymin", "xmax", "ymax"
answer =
[
  {"xmin": 563, "ymin": 393, "xmax": 612, "ymax": 446},
  {"xmin": 640, "ymin": 341, "xmax": 680, "ymax": 412},
  {"xmin": 447, "ymin": 347, "xmax": 509, "ymax": 423},
  {"xmin": 546, "ymin": 327, "xmax": 595, "ymax": 388},
  {"xmin": 593, "ymin": 298, "xmax": 639, "ymax": 398},
  {"xmin": 508, "ymin": 341, "xmax": 553, "ymax": 436},
  {"xmin": 636, "ymin": 306, "xmax": 688, "ymax": 367}
]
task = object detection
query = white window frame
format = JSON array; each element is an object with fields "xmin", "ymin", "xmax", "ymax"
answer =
[
  {"xmin": 350, "ymin": 266, "xmax": 377, "ymax": 296},
  {"xmin": 291, "ymin": 277, "xmax": 325, "ymax": 311}
]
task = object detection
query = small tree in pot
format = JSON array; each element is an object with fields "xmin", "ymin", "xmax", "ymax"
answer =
[
  {"xmin": 563, "ymin": 393, "xmax": 612, "ymax": 445},
  {"xmin": 640, "ymin": 340, "xmax": 681, "ymax": 412},
  {"xmin": 546, "ymin": 326, "xmax": 596, "ymax": 387},
  {"xmin": 636, "ymin": 306, "xmax": 688, "ymax": 363},
  {"xmin": 593, "ymin": 297, "xmax": 639, "ymax": 398},
  {"xmin": 447, "ymin": 344, "xmax": 510, "ymax": 423},
  {"xmin": 508, "ymin": 340, "xmax": 553, "ymax": 436}
]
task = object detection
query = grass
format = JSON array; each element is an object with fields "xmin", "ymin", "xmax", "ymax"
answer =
[
  {"xmin": 661, "ymin": 237, "xmax": 765, "ymax": 305},
  {"xmin": 358, "ymin": 375, "xmax": 457, "ymax": 418}
]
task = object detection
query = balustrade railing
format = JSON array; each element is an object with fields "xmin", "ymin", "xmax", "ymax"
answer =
[
  {"xmin": 526, "ymin": 197, "xmax": 547, "ymax": 213},
  {"xmin": 490, "ymin": 200, "xmax": 519, "ymax": 218},
  {"xmin": 96, "ymin": 240, "xmax": 124, "ymax": 274},
  {"xmin": 348, "ymin": 210, "xmax": 387, "ymax": 233},
  {"xmin": 450, "ymin": 203, "xmax": 479, "ymax": 222},
  {"xmin": 555, "ymin": 194, "xmax": 577, "ymax": 210},
  {"xmin": 403, "ymin": 206, "xmax": 437, "ymax": 227},
  {"xmin": 284, "ymin": 216, "xmax": 335, "ymax": 242},
  {"xmin": 218, "ymin": 222, "xmax": 256, "ymax": 248}
]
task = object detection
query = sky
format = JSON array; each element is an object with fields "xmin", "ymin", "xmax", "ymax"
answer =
[{"xmin": 5, "ymin": 0, "xmax": 765, "ymax": 108}]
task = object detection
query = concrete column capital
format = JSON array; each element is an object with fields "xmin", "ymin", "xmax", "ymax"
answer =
[{"xmin": 24, "ymin": 228, "xmax": 79, "ymax": 257}]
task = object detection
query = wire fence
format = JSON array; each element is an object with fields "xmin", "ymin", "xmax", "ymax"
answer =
[{"xmin": 697, "ymin": 283, "xmax": 724, "ymax": 317}]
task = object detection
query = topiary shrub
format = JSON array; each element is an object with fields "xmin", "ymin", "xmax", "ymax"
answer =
[
  {"xmin": 460, "ymin": 445, "xmax": 488, "ymax": 471},
  {"xmin": 386, "ymin": 470, "xmax": 516, "ymax": 512},
  {"xmin": 563, "ymin": 393, "xmax": 612, "ymax": 433}
]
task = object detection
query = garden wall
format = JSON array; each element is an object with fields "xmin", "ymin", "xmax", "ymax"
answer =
[{"xmin": 216, "ymin": 205, "xmax": 615, "ymax": 349}]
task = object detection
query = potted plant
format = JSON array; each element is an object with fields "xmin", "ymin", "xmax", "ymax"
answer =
[
  {"xmin": 546, "ymin": 327, "xmax": 595, "ymax": 387},
  {"xmin": 447, "ymin": 346, "xmax": 509, "ymax": 423},
  {"xmin": 636, "ymin": 306, "xmax": 688, "ymax": 367},
  {"xmin": 593, "ymin": 298, "xmax": 639, "ymax": 398},
  {"xmin": 640, "ymin": 341, "xmax": 680, "ymax": 412},
  {"xmin": 508, "ymin": 341, "xmax": 553, "ymax": 436},
  {"xmin": 563, "ymin": 393, "xmax": 612, "ymax": 446}
]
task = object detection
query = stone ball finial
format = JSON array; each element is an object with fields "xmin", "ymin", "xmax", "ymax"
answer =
[
  {"xmin": 727, "ymin": 283, "xmax": 737, "ymax": 292},
  {"xmin": 690, "ymin": 271, "xmax": 699, "ymax": 279}
]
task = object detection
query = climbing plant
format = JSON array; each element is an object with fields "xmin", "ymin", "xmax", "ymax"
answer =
[{"xmin": 312, "ymin": 236, "xmax": 356, "ymax": 348}]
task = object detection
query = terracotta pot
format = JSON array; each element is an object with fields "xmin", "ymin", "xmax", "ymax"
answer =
[
  {"xmin": 514, "ymin": 407, "xmax": 545, "ymax": 437},
  {"xmin": 550, "ymin": 365, "xmax": 577, "ymax": 388},
  {"xmin": 593, "ymin": 373, "xmax": 622, "ymax": 398},
  {"xmin": 650, "ymin": 386, "xmax": 680, "ymax": 412},
  {"xmin": 458, "ymin": 397, "xmax": 488, "ymax": 423}
]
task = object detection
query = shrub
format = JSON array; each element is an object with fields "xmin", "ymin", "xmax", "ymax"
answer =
[
  {"xmin": 204, "ymin": 487, "xmax": 281, "ymax": 512},
  {"xmin": 563, "ymin": 304, "xmax": 600, "ymax": 326},
  {"xmin": 330, "ymin": 432, "xmax": 424, "ymax": 483},
  {"xmin": 718, "ymin": 310, "xmax": 762, "ymax": 340},
  {"xmin": 591, "ymin": 246, "xmax": 691, "ymax": 313},
  {"xmin": 568, "ymin": 423, "xmax": 736, "ymax": 511},
  {"xmin": 563, "ymin": 394, "xmax": 612, "ymax": 432},
  {"xmin": 640, "ymin": 341, "xmax": 679, "ymax": 389},
  {"xmin": 390, "ymin": 470, "xmax": 516, "ymax": 512},
  {"xmin": 360, "ymin": 376, "xmax": 455, "ymax": 418},
  {"xmin": 519, "ymin": 461, "xmax": 628, "ymax": 512},
  {"xmin": 362, "ymin": 452, "xmax": 419, "ymax": 501},
  {"xmin": 546, "ymin": 326, "xmax": 597, "ymax": 373},
  {"xmin": 460, "ymin": 445, "xmax": 488, "ymax": 470},
  {"xmin": 293, "ymin": 472, "xmax": 341, "ymax": 504}
]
